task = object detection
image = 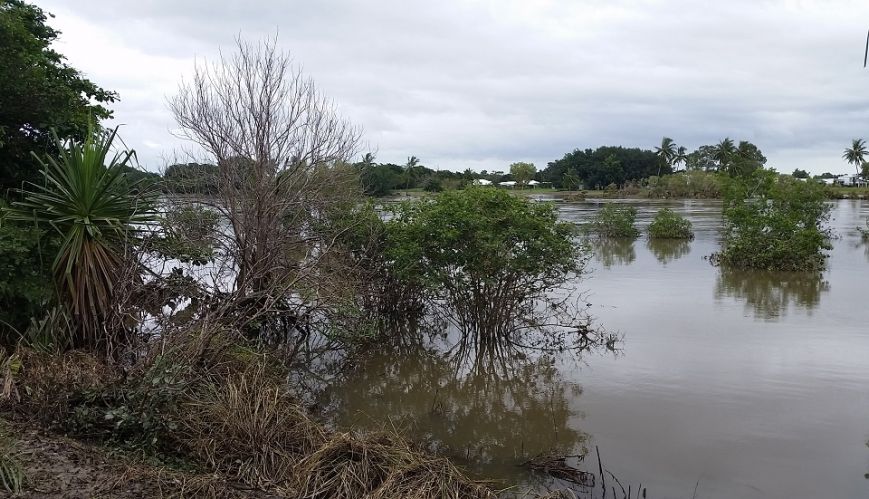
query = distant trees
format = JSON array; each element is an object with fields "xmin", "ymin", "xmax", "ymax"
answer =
[
  {"xmin": 163, "ymin": 163, "xmax": 219, "ymax": 193},
  {"xmin": 542, "ymin": 146, "xmax": 661, "ymax": 189},
  {"xmin": 792, "ymin": 168, "xmax": 810, "ymax": 179},
  {"xmin": 509, "ymin": 162, "xmax": 536, "ymax": 185},
  {"xmin": 842, "ymin": 139, "xmax": 867, "ymax": 175}
]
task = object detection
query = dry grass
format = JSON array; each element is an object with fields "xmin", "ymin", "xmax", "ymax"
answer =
[
  {"xmin": 3, "ymin": 348, "xmax": 118, "ymax": 424},
  {"xmin": 3, "ymin": 331, "xmax": 500, "ymax": 498},
  {"xmin": 181, "ymin": 366, "xmax": 325, "ymax": 488}
]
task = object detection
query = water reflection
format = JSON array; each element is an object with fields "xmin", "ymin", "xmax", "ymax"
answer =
[
  {"xmin": 715, "ymin": 269, "xmax": 830, "ymax": 320},
  {"xmin": 321, "ymin": 348, "xmax": 588, "ymax": 479},
  {"xmin": 646, "ymin": 238, "xmax": 691, "ymax": 265},
  {"xmin": 588, "ymin": 238, "xmax": 635, "ymax": 268}
]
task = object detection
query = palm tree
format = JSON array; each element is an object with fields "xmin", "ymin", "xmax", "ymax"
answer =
[
  {"xmin": 713, "ymin": 138, "xmax": 736, "ymax": 173},
  {"xmin": 3, "ymin": 124, "xmax": 156, "ymax": 352},
  {"xmin": 360, "ymin": 152, "xmax": 376, "ymax": 168},
  {"xmin": 654, "ymin": 137, "xmax": 677, "ymax": 176},
  {"xmin": 404, "ymin": 155, "xmax": 420, "ymax": 190},
  {"xmin": 843, "ymin": 139, "xmax": 867, "ymax": 175},
  {"xmin": 675, "ymin": 146, "xmax": 688, "ymax": 171}
]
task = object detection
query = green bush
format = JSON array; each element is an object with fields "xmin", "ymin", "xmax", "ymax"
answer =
[
  {"xmin": 648, "ymin": 208, "xmax": 693, "ymax": 239},
  {"xmin": 712, "ymin": 172, "xmax": 832, "ymax": 271},
  {"xmin": 586, "ymin": 204, "xmax": 640, "ymax": 238},
  {"xmin": 0, "ymin": 212, "xmax": 55, "ymax": 341},
  {"xmin": 385, "ymin": 187, "xmax": 586, "ymax": 345}
]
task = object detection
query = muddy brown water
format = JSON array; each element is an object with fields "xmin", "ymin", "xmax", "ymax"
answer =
[{"xmin": 324, "ymin": 198, "xmax": 869, "ymax": 498}]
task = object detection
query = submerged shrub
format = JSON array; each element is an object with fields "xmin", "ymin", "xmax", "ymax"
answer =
[
  {"xmin": 586, "ymin": 204, "xmax": 640, "ymax": 238},
  {"xmin": 648, "ymin": 208, "xmax": 693, "ymax": 239},
  {"xmin": 385, "ymin": 188, "xmax": 589, "ymax": 351},
  {"xmin": 712, "ymin": 172, "xmax": 832, "ymax": 271}
]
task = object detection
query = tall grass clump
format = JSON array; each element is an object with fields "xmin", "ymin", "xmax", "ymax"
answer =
[
  {"xmin": 2, "ymin": 124, "xmax": 156, "ymax": 353},
  {"xmin": 712, "ymin": 172, "xmax": 832, "ymax": 271},
  {"xmin": 586, "ymin": 204, "xmax": 640, "ymax": 238},
  {"xmin": 648, "ymin": 208, "xmax": 693, "ymax": 239},
  {"xmin": 0, "ymin": 420, "xmax": 24, "ymax": 494}
]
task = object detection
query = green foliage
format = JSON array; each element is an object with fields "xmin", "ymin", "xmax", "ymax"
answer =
[
  {"xmin": 385, "ymin": 188, "xmax": 584, "ymax": 342},
  {"xmin": 713, "ymin": 171, "xmax": 832, "ymax": 271},
  {"xmin": 586, "ymin": 204, "xmax": 640, "ymax": 238},
  {"xmin": 0, "ymin": 212, "xmax": 55, "ymax": 340},
  {"xmin": 562, "ymin": 168, "xmax": 582, "ymax": 190},
  {"xmin": 509, "ymin": 161, "xmax": 536, "ymax": 185},
  {"xmin": 423, "ymin": 177, "xmax": 443, "ymax": 192},
  {"xmin": 0, "ymin": 0, "xmax": 116, "ymax": 190},
  {"xmin": 543, "ymin": 146, "xmax": 661, "ymax": 190},
  {"xmin": 69, "ymin": 355, "xmax": 192, "ymax": 451},
  {"xmin": 3, "ymin": 125, "xmax": 157, "ymax": 351},
  {"xmin": 648, "ymin": 208, "xmax": 693, "ymax": 239},
  {"xmin": 791, "ymin": 168, "xmax": 810, "ymax": 179},
  {"xmin": 162, "ymin": 163, "xmax": 218, "ymax": 194}
]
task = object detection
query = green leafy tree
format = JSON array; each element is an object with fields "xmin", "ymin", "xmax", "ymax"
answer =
[
  {"xmin": 792, "ymin": 168, "xmax": 810, "ymax": 179},
  {"xmin": 713, "ymin": 171, "xmax": 832, "ymax": 271},
  {"xmin": 509, "ymin": 161, "xmax": 536, "ymax": 186},
  {"xmin": 648, "ymin": 208, "xmax": 693, "ymax": 239},
  {"xmin": 385, "ymin": 188, "xmax": 588, "ymax": 352},
  {"xmin": 843, "ymin": 139, "xmax": 867, "ymax": 175},
  {"xmin": 0, "ymin": 0, "xmax": 117, "ymax": 190},
  {"xmin": 586, "ymin": 204, "xmax": 640, "ymax": 238},
  {"xmin": 562, "ymin": 168, "xmax": 582, "ymax": 191},
  {"xmin": 542, "ymin": 146, "xmax": 661, "ymax": 189},
  {"xmin": 3, "ymin": 125, "xmax": 156, "ymax": 352}
]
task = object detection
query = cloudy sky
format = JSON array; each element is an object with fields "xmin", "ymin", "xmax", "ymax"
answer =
[{"xmin": 39, "ymin": 0, "xmax": 869, "ymax": 174}]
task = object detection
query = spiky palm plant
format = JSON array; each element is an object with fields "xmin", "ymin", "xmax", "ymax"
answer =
[{"xmin": 3, "ymin": 124, "xmax": 156, "ymax": 352}]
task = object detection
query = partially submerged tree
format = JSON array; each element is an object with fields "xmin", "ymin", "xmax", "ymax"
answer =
[
  {"xmin": 712, "ymin": 171, "xmax": 832, "ymax": 271},
  {"xmin": 168, "ymin": 37, "xmax": 363, "ymax": 335},
  {"xmin": 385, "ymin": 188, "xmax": 602, "ymax": 358}
]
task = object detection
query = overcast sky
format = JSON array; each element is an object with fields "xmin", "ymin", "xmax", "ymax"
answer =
[{"xmin": 39, "ymin": 0, "xmax": 869, "ymax": 174}]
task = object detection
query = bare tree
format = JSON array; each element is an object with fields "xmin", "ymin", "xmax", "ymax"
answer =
[{"xmin": 168, "ymin": 37, "xmax": 364, "ymax": 336}]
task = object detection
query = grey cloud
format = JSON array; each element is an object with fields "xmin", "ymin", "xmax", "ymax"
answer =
[{"xmin": 39, "ymin": 0, "xmax": 869, "ymax": 174}]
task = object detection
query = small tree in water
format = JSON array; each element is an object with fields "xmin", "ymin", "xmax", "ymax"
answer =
[
  {"xmin": 385, "ymin": 188, "xmax": 604, "ymax": 357},
  {"xmin": 712, "ymin": 171, "xmax": 832, "ymax": 271}
]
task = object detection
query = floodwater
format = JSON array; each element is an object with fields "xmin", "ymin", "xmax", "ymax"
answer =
[{"xmin": 324, "ymin": 199, "xmax": 869, "ymax": 499}]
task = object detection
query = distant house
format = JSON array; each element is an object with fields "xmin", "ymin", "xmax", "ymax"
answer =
[
  {"xmin": 834, "ymin": 174, "xmax": 868, "ymax": 187},
  {"xmin": 498, "ymin": 181, "xmax": 517, "ymax": 188},
  {"xmin": 473, "ymin": 178, "xmax": 492, "ymax": 186}
]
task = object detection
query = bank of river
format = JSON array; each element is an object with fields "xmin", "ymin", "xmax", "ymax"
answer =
[{"xmin": 326, "ymin": 198, "xmax": 869, "ymax": 498}]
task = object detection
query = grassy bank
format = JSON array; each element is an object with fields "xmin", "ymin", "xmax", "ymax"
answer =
[{"xmin": 0, "ymin": 334, "xmax": 496, "ymax": 498}]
